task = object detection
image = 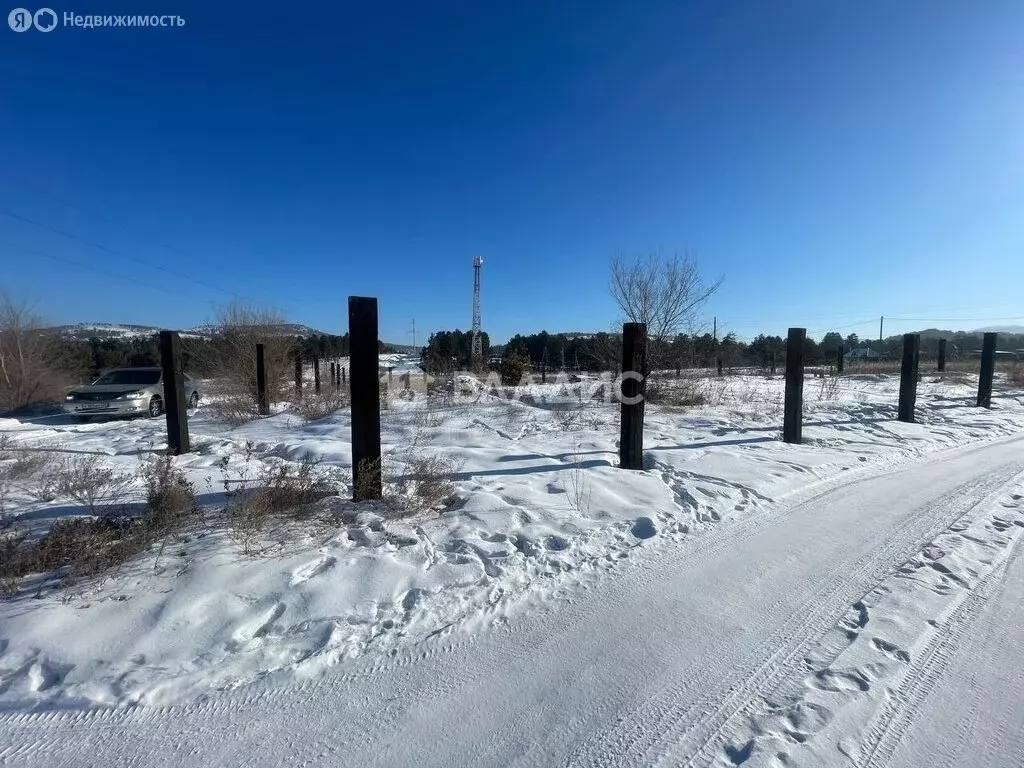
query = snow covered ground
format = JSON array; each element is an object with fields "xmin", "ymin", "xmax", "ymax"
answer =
[{"xmin": 1, "ymin": 368, "xmax": 1022, "ymax": 766}]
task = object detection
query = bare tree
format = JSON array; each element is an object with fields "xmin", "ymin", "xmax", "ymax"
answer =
[
  {"xmin": 609, "ymin": 252, "xmax": 722, "ymax": 372},
  {"xmin": 0, "ymin": 292, "xmax": 67, "ymax": 412},
  {"xmin": 190, "ymin": 301, "xmax": 297, "ymax": 423}
]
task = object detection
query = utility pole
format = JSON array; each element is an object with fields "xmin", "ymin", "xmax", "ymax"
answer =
[
  {"xmin": 879, "ymin": 316, "xmax": 884, "ymax": 342},
  {"xmin": 408, "ymin": 319, "xmax": 417, "ymax": 351},
  {"xmin": 713, "ymin": 316, "xmax": 717, "ymax": 341}
]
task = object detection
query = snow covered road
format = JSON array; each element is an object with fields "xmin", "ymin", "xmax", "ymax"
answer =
[
  {"xmin": 3, "ymin": 434, "xmax": 1023, "ymax": 767},
  {"xmin": 878, "ymin": 537, "xmax": 1024, "ymax": 768}
]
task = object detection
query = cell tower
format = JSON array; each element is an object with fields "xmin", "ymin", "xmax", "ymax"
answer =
[{"xmin": 471, "ymin": 255, "xmax": 484, "ymax": 369}]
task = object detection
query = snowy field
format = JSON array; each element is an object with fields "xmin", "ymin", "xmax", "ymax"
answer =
[{"xmin": 1, "ymin": 366, "xmax": 1023, "ymax": 766}]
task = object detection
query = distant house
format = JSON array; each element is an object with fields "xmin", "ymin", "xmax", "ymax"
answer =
[{"xmin": 845, "ymin": 347, "xmax": 882, "ymax": 361}]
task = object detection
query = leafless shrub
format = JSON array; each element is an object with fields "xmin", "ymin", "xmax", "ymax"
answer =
[
  {"xmin": 0, "ymin": 441, "xmax": 62, "ymax": 519},
  {"xmin": 292, "ymin": 387, "xmax": 349, "ymax": 422},
  {"xmin": 551, "ymin": 405, "xmax": 586, "ymax": 431},
  {"xmin": 394, "ymin": 454, "xmax": 464, "ymax": 514},
  {"xmin": 188, "ymin": 301, "xmax": 295, "ymax": 424},
  {"xmin": 56, "ymin": 454, "xmax": 136, "ymax": 516},
  {"xmin": 205, "ymin": 391, "xmax": 262, "ymax": 427},
  {"xmin": 141, "ymin": 455, "xmax": 201, "ymax": 534},
  {"xmin": 225, "ymin": 455, "xmax": 343, "ymax": 555},
  {"xmin": 0, "ymin": 292, "xmax": 70, "ymax": 412}
]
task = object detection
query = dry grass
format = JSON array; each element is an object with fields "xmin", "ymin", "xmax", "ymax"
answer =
[
  {"xmin": 353, "ymin": 457, "xmax": 383, "ymax": 504},
  {"xmin": 645, "ymin": 377, "xmax": 707, "ymax": 407},
  {"xmin": 816, "ymin": 373, "xmax": 840, "ymax": 401},
  {"xmin": 1009, "ymin": 364, "xmax": 1024, "ymax": 388},
  {"xmin": 565, "ymin": 441, "xmax": 592, "ymax": 516}
]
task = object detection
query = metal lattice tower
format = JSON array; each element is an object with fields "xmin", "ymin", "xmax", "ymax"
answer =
[{"xmin": 471, "ymin": 255, "xmax": 484, "ymax": 368}]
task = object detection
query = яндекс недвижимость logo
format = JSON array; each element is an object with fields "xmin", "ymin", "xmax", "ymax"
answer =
[
  {"xmin": 8, "ymin": 8, "xmax": 184, "ymax": 30},
  {"xmin": 8, "ymin": 7, "xmax": 56, "ymax": 31}
]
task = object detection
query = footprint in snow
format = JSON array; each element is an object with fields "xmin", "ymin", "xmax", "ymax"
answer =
[
  {"xmin": 871, "ymin": 637, "xmax": 911, "ymax": 662},
  {"xmin": 631, "ymin": 517, "xmax": 657, "ymax": 540},
  {"xmin": 290, "ymin": 556, "xmax": 337, "ymax": 586},
  {"xmin": 233, "ymin": 602, "xmax": 286, "ymax": 642}
]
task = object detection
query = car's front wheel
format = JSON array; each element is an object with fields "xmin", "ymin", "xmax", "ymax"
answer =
[{"xmin": 148, "ymin": 396, "xmax": 163, "ymax": 418}]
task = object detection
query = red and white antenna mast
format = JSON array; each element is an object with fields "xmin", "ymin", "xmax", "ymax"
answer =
[{"xmin": 471, "ymin": 255, "xmax": 484, "ymax": 369}]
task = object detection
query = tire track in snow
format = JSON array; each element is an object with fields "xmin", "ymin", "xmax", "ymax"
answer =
[
  {"xmin": 560, "ymin": 461, "xmax": 1024, "ymax": 768},
  {"xmin": 856, "ymin": 521, "xmax": 1024, "ymax": 768},
  {"xmin": 670, "ymin": 467, "xmax": 1024, "ymax": 768}
]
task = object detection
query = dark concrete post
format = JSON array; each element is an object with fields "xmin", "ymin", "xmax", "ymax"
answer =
[
  {"xmin": 349, "ymin": 297, "xmax": 382, "ymax": 500},
  {"xmin": 937, "ymin": 338, "xmax": 947, "ymax": 372},
  {"xmin": 898, "ymin": 333, "xmax": 920, "ymax": 423},
  {"xmin": 541, "ymin": 360, "xmax": 546, "ymax": 384},
  {"xmin": 159, "ymin": 331, "xmax": 190, "ymax": 455},
  {"xmin": 716, "ymin": 356, "xmax": 723, "ymax": 376},
  {"xmin": 294, "ymin": 351, "xmax": 303, "ymax": 395},
  {"xmin": 619, "ymin": 322, "xmax": 647, "ymax": 470},
  {"xmin": 313, "ymin": 355, "xmax": 321, "ymax": 394},
  {"xmin": 770, "ymin": 350, "xmax": 777, "ymax": 376},
  {"xmin": 836, "ymin": 346, "xmax": 844, "ymax": 374},
  {"xmin": 783, "ymin": 328, "xmax": 805, "ymax": 444},
  {"xmin": 977, "ymin": 332, "xmax": 997, "ymax": 408},
  {"xmin": 256, "ymin": 343, "xmax": 269, "ymax": 415},
  {"xmin": 330, "ymin": 362, "xmax": 336, "ymax": 389}
]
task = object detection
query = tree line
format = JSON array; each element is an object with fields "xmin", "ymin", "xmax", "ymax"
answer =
[
  {"xmin": 49, "ymin": 332, "xmax": 389, "ymax": 384},
  {"xmin": 422, "ymin": 328, "xmax": 1024, "ymax": 373}
]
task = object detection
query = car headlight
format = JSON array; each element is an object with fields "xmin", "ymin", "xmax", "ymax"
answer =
[
  {"xmin": 116, "ymin": 391, "xmax": 148, "ymax": 400},
  {"xmin": 65, "ymin": 394, "xmax": 76, "ymax": 401}
]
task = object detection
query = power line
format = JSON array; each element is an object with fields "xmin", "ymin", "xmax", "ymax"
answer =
[
  {"xmin": 884, "ymin": 316, "xmax": 1024, "ymax": 323},
  {"xmin": 0, "ymin": 209, "xmax": 239, "ymax": 299},
  {"xmin": 2, "ymin": 178, "xmax": 303, "ymax": 310},
  {"xmin": 4, "ymin": 177, "xmax": 205, "ymax": 267},
  {"xmin": 0, "ymin": 237, "xmax": 202, "ymax": 301}
]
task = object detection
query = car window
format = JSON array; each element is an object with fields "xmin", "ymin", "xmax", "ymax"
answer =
[{"xmin": 92, "ymin": 370, "xmax": 161, "ymax": 386}]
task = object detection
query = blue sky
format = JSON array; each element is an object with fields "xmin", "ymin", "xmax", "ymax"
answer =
[{"xmin": 1, "ymin": 1, "xmax": 1021, "ymax": 344}]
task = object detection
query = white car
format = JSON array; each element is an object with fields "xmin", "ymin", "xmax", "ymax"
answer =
[{"xmin": 62, "ymin": 367, "xmax": 200, "ymax": 422}]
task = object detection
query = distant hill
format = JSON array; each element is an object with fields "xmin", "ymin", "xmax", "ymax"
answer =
[
  {"xmin": 972, "ymin": 325, "xmax": 1024, "ymax": 335},
  {"xmin": 916, "ymin": 327, "xmax": 1024, "ymax": 340},
  {"xmin": 44, "ymin": 322, "xmax": 329, "ymax": 341}
]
